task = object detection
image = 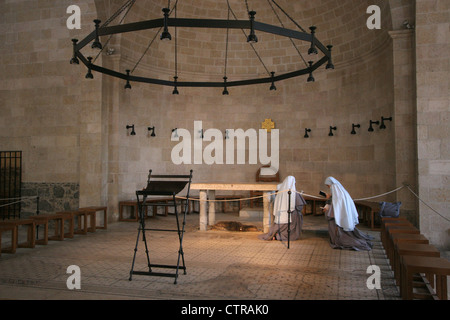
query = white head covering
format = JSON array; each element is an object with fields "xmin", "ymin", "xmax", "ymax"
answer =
[
  {"xmin": 324, "ymin": 177, "xmax": 359, "ymax": 231},
  {"xmin": 273, "ymin": 176, "xmax": 297, "ymax": 224}
]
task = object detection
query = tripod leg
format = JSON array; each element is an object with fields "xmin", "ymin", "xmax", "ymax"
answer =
[
  {"xmin": 129, "ymin": 225, "xmax": 141, "ymax": 281},
  {"xmin": 140, "ymin": 195, "xmax": 152, "ymax": 272},
  {"xmin": 173, "ymin": 194, "xmax": 182, "ymax": 284}
]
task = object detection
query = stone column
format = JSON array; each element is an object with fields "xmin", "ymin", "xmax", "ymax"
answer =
[
  {"xmin": 388, "ymin": 29, "xmax": 418, "ymax": 219},
  {"xmin": 208, "ymin": 190, "xmax": 216, "ymax": 226},
  {"xmin": 415, "ymin": 0, "xmax": 450, "ymax": 249},
  {"xmin": 199, "ymin": 190, "xmax": 208, "ymax": 231}
]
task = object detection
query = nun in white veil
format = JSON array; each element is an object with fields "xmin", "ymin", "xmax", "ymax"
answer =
[
  {"xmin": 323, "ymin": 177, "xmax": 373, "ymax": 251},
  {"xmin": 259, "ymin": 176, "xmax": 306, "ymax": 241}
]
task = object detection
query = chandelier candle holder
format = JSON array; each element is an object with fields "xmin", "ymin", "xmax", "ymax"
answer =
[{"xmin": 70, "ymin": 0, "xmax": 334, "ymax": 92}]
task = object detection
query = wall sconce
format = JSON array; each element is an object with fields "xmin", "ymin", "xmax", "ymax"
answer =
[
  {"xmin": 328, "ymin": 126, "xmax": 337, "ymax": 136},
  {"xmin": 126, "ymin": 124, "xmax": 136, "ymax": 136},
  {"xmin": 172, "ymin": 128, "xmax": 178, "ymax": 138},
  {"xmin": 380, "ymin": 116, "xmax": 392, "ymax": 129},
  {"xmin": 148, "ymin": 126, "xmax": 156, "ymax": 137},
  {"xmin": 351, "ymin": 124, "xmax": 360, "ymax": 135},
  {"xmin": 199, "ymin": 129, "xmax": 204, "ymax": 139},
  {"xmin": 304, "ymin": 128, "xmax": 311, "ymax": 138},
  {"xmin": 368, "ymin": 120, "xmax": 379, "ymax": 132},
  {"xmin": 224, "ymin": 130, "xmax": 230, "ymax": 140}
]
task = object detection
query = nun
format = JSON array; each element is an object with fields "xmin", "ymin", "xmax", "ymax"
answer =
[
  {"xmin": 259, "ymin": 176, "xmax": 306, "ymax": 241},
  {"xmin": 323, "ymin": 177, "xmax": 373, "ymax": 251}
]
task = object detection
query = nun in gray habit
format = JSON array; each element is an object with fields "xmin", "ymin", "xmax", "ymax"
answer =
[
  {"xmin": 323, "ymin": 177, "xmax": 373, "ymax": 251},
  {"xmin": 259, "ymin": 176, "xmax": 306, "ymax": 241}
]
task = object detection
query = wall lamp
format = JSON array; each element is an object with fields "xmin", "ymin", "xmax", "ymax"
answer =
[
  {"xmin": 126, "ymin": 124, "xmax": 136, "ymax": 136},
  {"xmin": 304, "ymin": 128, "xmax": 311, "ymax": 138},
  {"xmin": 329, "ymin": 126, "xmax": 337, "ymax": 136},
  {"xmin": 148, "ymin": 126, "xmax": 156, "ymax": 137},
  {"xmin": 172, "ymin": 128, "xmax": 178, "ymax": 138},
  {"xmin": 380, "ymin": 116, "xmax": 392, "ymax": 129},
  {"xmin": 368, "ymin": 120, "xmax": 379, "ymax": 132},
  {"xmin": 351, "ymin": 124, "xmax": 360, "ymax": 135}
]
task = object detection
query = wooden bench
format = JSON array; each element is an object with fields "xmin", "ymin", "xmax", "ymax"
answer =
[
  {"xmin": 354, "ymin": 200, "xmax": 380, "ymax": 230},
  {"xmin": 0, "ymin": 219, "xmax": 35, "ymax": 250},
  {"xmin": 119, "ymin": 200, "xmax": 140, "ymax": 222},
  {"xmin": 79, "ymin": 206, "xmax": 107, "ymax": 230},
  {"xmin": 0, "ymin": 225, "xmax": 18, "ymax": 255},
  {"xmin": 384, "ymin": 225, "xmax": 419, "ymax": 264},
  {"xmin": 394, "ymin": 243, "xmax": 440, "ymax": 287},
  {"xmin": 30, "ymin": 214, "xmax": 66, "ymax": 242},
  {"xmin": 120, "ymin": 198, "xmax": 192, "ymax": 221},
  {"xmin": 389, "ymin": 233, "xmax": 429, "ymax": 268},
  {"xmin": 215, "ymin": 195, "xmax": 245, "ymax": 213},
  {"xmin": 381, "ymin": 218, "xmax": 413, "ymax": 248},
  {"xmin": 56, "ymin": 211, "xmax": 76, "ymax": 238},
  {"xmin": 72, "ymin": 210, "xmax": 89, "ymax": 235},
  {"xmin": 401, "ymin": 256, "xmax": 450, "ymax": 300}
]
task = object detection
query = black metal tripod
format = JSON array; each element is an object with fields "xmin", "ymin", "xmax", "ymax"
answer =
[{"xmin": 129, "ymin": 170, "xmax": 193, "ymax": 284}]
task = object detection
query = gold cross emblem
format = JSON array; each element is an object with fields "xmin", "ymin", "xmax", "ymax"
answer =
[{"xmin": 261, "ymin": 119, "xmax": 275, "ymax": 132}]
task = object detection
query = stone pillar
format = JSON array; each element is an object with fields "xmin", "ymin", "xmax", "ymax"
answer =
[
  {"xmin": 103, "ymin": 54, "xmax": 121, "ymax": 222},
  {"xmin": 415, "ymin": 0, "xmax": 450, "ymax": 249},
  {"xmin": 208, "ymin": 190, "xmax": 215, "ymax": 226},
  {"xmin": 388, "ymin": 29, "xmax": 418, "ymax": 221},
  {"xmin": 199, "ymin": 190, "xmax": 208, "ymax": 231}
]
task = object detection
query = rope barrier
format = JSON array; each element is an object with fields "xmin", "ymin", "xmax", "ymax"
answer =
[
  {"xmin": 173, "ymin": 185, "xmax": 448, "ymax": 223},
  {"xmin": 0, "ymin": 196, "xmax": 39, "ymax": 208},
  {"xmin": 0, "ymin": 186, "xmax": 446, "ymax": 222},
  {"xmin": 405, "ymin": 185, "xmax": 450, "ymax": 223}
]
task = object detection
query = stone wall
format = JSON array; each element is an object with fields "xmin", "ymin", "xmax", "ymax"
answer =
[
  {"xmin": 20, "ymin": 182, "xmax": 79, "ymax": 217},
  {"xmin": 415, "ymin": 0, "xmax": 450, "ymax": 249},
  {"xmin": 1, "ymin": 0, "xmax": 448, "ymax": 249}
]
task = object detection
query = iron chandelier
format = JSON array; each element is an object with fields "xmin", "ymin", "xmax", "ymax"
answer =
[{"xmin": 70, "ymin": 0, "xmax": 335, "ymax": 93}]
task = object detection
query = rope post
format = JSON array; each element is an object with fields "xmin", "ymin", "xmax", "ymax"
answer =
[{"xmin": 287, "ymin": 190, "xmax": 291, "ymax": 249}]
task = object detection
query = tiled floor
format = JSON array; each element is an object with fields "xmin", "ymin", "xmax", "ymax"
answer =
[{"xmin": 0, "ymin": 211, "xmax": 401, "ymax": 300}]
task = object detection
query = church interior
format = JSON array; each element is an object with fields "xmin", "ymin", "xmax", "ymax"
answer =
[{"xmin": 0, "ymin": 0, "xmax": 449, "ymax": 302}]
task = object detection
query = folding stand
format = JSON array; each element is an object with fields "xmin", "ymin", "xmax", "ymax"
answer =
[{"xmin": 129, "ymin": 169, "xmax": 193, "ymax": 284}]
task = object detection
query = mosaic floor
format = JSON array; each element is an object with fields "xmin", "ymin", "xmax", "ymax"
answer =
[{"xmin": 0, "ymin": 212, "xmax": 400, "ymax": 300}]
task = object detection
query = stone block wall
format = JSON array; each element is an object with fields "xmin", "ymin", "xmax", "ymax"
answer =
[
  {"xmin": 415, "ymin": 0, "xmax": 450, "ymax": 249},
  {"xmin": 20, "ymin": 182, "xmax": 79, "ymax": 217}
]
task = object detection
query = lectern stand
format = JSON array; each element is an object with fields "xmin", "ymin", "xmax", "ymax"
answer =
[{"xmin": 129, "ymin": 170, "xmax": 193, "ymax": 284}]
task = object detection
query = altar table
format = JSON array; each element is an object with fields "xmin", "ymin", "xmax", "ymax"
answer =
[{"xmin": 190, "ymin": 183, "xmax": 279, "ymax": 232}]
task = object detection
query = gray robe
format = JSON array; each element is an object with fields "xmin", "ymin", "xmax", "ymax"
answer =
[
  {"xmin": 326, "ymin": 200, "xmax": 373, "ymax": 251},
  {"xmin": 259, "ymin": 193, "xmax": 306, "ymax": 241}
]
